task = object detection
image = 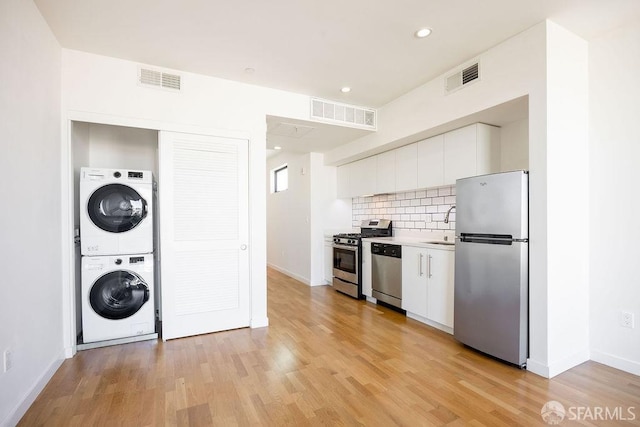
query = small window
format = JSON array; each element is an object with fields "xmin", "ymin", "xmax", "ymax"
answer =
[{"xmin": 274, "ymin": 165, "xmax": 288, "ymax": 193}]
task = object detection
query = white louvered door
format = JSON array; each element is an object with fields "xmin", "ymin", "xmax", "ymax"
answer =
[{"xmin": 159, "ymin": 131, "xmax": 249, "ymax": 340}]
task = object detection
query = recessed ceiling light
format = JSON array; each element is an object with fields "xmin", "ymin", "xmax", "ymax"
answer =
[
  {"xmin": 274, "ymin": 146, "xmax": 282, "ymax": 150},
  {"xmin": 414, "ymin": 28, "xmax": 432, "ymax": 38},
  {"xmin": 244, "ymin": 67, "xmax": 255, "ymax": 74},
  {"xmin": 341, "ymin": 87, "xmax": 351, "ymax": 93}
]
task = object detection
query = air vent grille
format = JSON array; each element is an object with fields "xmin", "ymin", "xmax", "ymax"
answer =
[
  {"xmin": 310, "ymin": 98, "xmax": 376, "ymax": 130},
  {"xmin": 139, "ymin": 67, "xmax": 182, "ymax": 91},
  {"xmin": 445, "ymin": 61, "xmax": 480, "ymax": 94},
  {"xmin": 462, "ymin": 63, "xmax": 479, "ymax": 84}
]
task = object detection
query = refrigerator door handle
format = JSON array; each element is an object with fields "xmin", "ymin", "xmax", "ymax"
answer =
[{"xmin": 460, "ymin": 233, "xmax": 515, "ymax": 245}]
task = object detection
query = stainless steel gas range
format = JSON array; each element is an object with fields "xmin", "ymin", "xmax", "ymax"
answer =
[{"xmin": 332, "ymin": 219, "xmax": 392, "ymax": 299}]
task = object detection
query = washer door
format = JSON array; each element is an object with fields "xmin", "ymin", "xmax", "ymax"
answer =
[
  {"xmin": 87, "ymin": 184, "xmax": 147, "ymax": 233},
  {"xmin": 90, "ymin": 271, "xmax": 150, "ymax": 320}
]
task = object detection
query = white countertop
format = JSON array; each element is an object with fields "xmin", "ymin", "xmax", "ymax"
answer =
[{"xmin": 362, "ymin": 236, "xmax": 455, "ymax": 251}]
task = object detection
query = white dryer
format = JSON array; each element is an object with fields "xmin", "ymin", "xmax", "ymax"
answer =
[
  {"xmin": 80, "ymin": 167, "xmax": 153, "ymax": 256},
  {"xmin": 82, "ymin": 254, "xmax": 155, "ymax": 343}
]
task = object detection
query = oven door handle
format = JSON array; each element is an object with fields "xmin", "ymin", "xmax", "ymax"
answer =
[{"xmin": 332, "ymin": 244, "xmax": 358, "ymax": 252}]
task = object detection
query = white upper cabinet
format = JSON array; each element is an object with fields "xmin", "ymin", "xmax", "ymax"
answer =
[
  {"xmin": 417, "ymin": 134, "xmax": 444, "ymax": 189},
  {"xmin": 443, "ymin": 123, "xmax": 500, "ymax": 185},
  {"xmin": 337, "ymin": 123, "xmax": 502, "ymax": 198},
  {"xmin": 351, "ymin": 156, "xmax": 377, "ymax": 196},
  {"xmin": 395, "ymin": 143, "xmax": 418, "ymax": 192},
  {"xmin": 376, "ymin": 150, "xmax": 396, "ymax": 194},
  {"xmin": 337, "ymin": 156, "xmax": 377, "ymax": 198}
]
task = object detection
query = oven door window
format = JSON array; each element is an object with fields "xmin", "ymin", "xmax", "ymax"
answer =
[{"xmin": 334, "ymin": 247, "xmax": 357, "ymax": 274}]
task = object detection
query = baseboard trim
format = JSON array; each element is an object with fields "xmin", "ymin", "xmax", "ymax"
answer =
[
  {"xmin": 591, "ymin": 350, "xmax": 640, "ymax": 376},
  {"xmin": 267, "ymin": 263, "xmax": 310, "ymax": 285},
  {"xmin": 1, "ymin": 353, "xmax": 64, "ymax": 427},
  {"xmin": 527, "ymin": 349, "xmax": 591, "ymax": 379},
  {"xmin": 251, "ymin": 316, "xmax": 269, "ymax": 328},
  {"xmin": 526, "ymin": 358, "xmax": 550, "ymax": 378}
]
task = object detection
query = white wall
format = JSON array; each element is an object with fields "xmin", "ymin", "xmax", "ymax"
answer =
[
  {"xmin": 60, "ymin": 49, "xmax": 311, "ymax": 356},
  {"xmin": 267, "ymin": 152, "xmax": 351, "ymax": 285},
  {"xmin": 0, "ymin": 1, "xmax": 62, "ymax": 425},
  {"xmin": 324, "ymin": 21, "xmax": 595, "ymax": 378},
  {"xmin": 500, "ymin": 118, "xmax": 529, "ymax": 171},
  {"xmin": 544, "ymin": 22, "xmax": 590, "ymax": 376},
  {"xmin": 309, "ymin": 153, "xmax": 352, "ymax": 285},
  {"xmin": 87, "ymin": 123, "xmax": 158, "ymax": 174},
  {"xmin": 589, "ymin": 19, "xmax": 640, "ymax": 375},
  {"xmin": 266, "ymin": 152, "xmax": 312, "ymax": 283}
]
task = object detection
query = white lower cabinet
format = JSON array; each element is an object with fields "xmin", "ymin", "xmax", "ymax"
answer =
[
  {"xmin": 401, "ymin": 245, "xmax": 455, "ymax": 332},
  {"xmin": 362, "ymin": 241, "xmax": 373, "ymax": 298}
]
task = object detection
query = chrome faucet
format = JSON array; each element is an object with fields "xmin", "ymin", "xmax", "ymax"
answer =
[{"xmin": 444, "ymin": 205, "xmax": 456, "ymax": 224}]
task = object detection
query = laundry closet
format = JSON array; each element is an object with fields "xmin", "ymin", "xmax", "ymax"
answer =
[
  {"xmin": 71, "ymin": 122, "xmax": 160, "ymax": 348},
  {"xmin": 70, "ymin": 120, "xmax": 251, "ymax": 349}
]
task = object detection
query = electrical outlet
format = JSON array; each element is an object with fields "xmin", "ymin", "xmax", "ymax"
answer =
[
  {"xmin": 621, "ymin": 311, "xmax": 635, "ymax": 329},
  {"xmin": 3, "ymin": 349, "xmax": 12, "ymax": 372}
]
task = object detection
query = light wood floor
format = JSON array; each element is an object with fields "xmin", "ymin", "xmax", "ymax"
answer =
[{"xmin": 20, "ymin": 268, "xmax": 640, "ymax": 426}]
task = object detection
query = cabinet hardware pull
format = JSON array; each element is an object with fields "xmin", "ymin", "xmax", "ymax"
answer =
[
  {"xmin": 428, "ymin": 254, "xmax": 433, "ymax": 278},
  {"xmin": 419, "ymin": 253, "xmax": 424, "ymax": 276}
]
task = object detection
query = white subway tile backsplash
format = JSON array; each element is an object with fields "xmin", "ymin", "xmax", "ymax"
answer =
[
  {"xmin": 352, "ymin": 184, "xmax": 456, "ymax": 233},
  {"xmin": 438, "ymin": 187, "xmax": 451, "ymax": 196}
]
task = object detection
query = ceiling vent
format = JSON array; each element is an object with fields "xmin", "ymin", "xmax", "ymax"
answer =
[
  {"xmin": 138, "ymin": 67, "xmax": 182, "ymax": 91},
  {"xmin": 310, "ymin": 98, "xmax": 377, "ymax": 130},
  {"xmin": 445, "ymin": 61, "xmax": 480, "ymax": 94}
]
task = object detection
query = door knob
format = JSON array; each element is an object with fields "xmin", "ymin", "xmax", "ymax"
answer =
[{"xmin": 240, "ymin": 244, "xmax": 247, "ymax": 250}]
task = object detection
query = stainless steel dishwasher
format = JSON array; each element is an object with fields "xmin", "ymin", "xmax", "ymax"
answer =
[{"xmin": 371, "ymin": 243, "xmax": 402, "ymax": 309}]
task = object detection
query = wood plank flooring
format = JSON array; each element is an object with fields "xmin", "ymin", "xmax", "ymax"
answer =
[{"xmin": 19, "ymin": 268, "xmax": 640, "ymax": 426}]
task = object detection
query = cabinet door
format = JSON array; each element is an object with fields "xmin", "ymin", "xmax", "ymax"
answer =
[
  {"xmin": 401, "ymin": 246, "xmax": 428, "ymax": 317},
  {"xmin": 426, "ymin": 249, "xmax": 455, "ymax": 328},
  {"xmin": 443, "ymin": 124, "xmax": 477, "ymax": 185},
  {"xmin": 395, "ymin": 143, "xmax": 418, "ymax": 192},
  {"xmin": 351, "ymin": 156, "xmax": 377, "ymax": 196},
  {"xmin": 336, "ymin": 164, "xmax": 351, "ymax": 198},
  {"xmin": 376, "ymin": 150, "xmax": 396, "ymax": 194},
  {"xmin": 417, "ymin": 134, "xmax": 444, "ymax": 189},
  {"xmin": 361, "ymin": 241, "xmax": 373, "ymax": 297}
]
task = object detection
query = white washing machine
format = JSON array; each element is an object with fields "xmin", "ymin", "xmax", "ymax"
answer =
[
  {"xmin": 80, "ymin": 167, "xmax": 153, "ymax": 256},
  {"xmin": 82, "ymin": 254, "xmax": 155, "ymax": 343}
]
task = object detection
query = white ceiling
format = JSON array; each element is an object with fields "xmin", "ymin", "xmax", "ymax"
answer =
[{"xmin": 34, "ymin": 0, "xmax": 640, "ymax": 154}]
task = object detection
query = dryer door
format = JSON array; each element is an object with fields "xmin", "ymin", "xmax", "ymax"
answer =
[
  {"xmin": 90, "ymin": 271, "xmax": 150, "ymax": 320},
  {"xmin": 87, "ymin": 184, "xmax": 148, "ymax": 233}
]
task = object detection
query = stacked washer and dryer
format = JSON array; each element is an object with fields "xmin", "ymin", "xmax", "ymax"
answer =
[{"xmin": 79, "ymin": 167, "xmax": 156, "ymax": 344}]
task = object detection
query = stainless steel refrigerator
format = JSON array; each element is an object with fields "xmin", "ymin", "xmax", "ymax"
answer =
[{"xmin": 454, "ymin": 170, "xmax": 528, "ymax": 367}]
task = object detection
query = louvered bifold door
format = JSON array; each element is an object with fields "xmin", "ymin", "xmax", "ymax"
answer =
[{"xmin": 159, "ymin": 131, "xmax": 250, "ymax": 340}]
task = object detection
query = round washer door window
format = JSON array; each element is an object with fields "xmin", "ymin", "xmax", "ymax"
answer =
[
  {"xmin": 87, "ymin": 184, "xmax": 147, "ymax": 233},
  {"xmin": 90, "ymin": 271, "xmax": 150, "ymax": 320}
]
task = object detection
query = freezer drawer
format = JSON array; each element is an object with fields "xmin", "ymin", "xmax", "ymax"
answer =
[{"xmin": 454, "ymin": 239, "xmax": 528, "ymax": 366}]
